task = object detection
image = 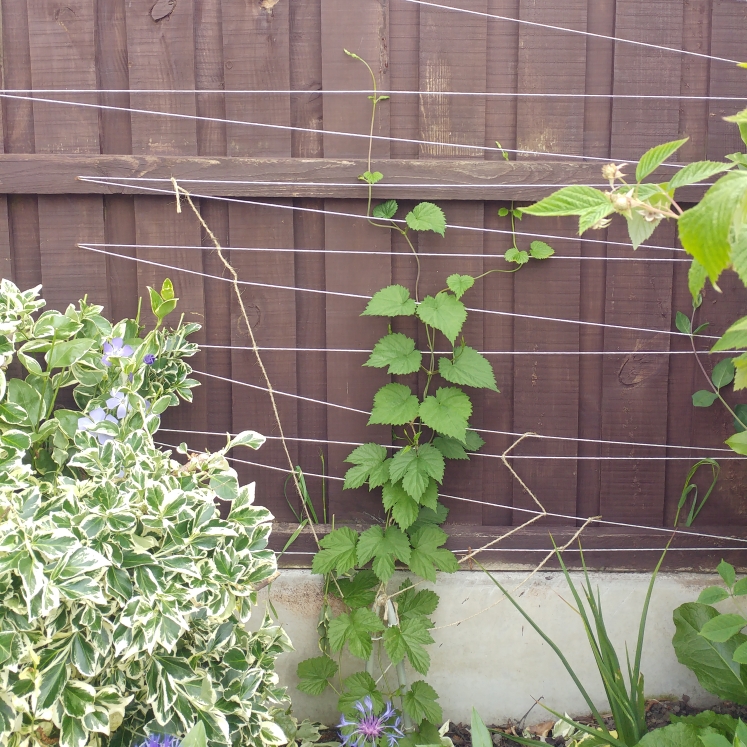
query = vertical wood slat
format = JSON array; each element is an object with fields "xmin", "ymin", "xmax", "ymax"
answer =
[
  {"xmin": 222, "ymin": 1, "xmax": 297, "ymax": 519},
  {"xmin": 601, "ymin": 0, "xmax": 683, "ymax": 524},
  {"xmin": 26, "ymin": 0, "xmax": 108, "ymax": 312},
  {"xmin": 124, "ymin": 0, "xmax": 207, "ymax": 449},
  {"xmin": 321, "ymin": 0, "xmax": 391, "ymax": 519},
  {"xmin": 389, "ymin": 0, "xmax": 419, "ymax": 158},
  {"xmin": 707, "ymin": 0, "xmax": 747, "ymax": 161},
  {"xmin": 418, "ymin": 2, "xmax": 487, "ymax": 522},
  {"xmin": 2, "ymin": 0, "xmax": 40, "ymax": 291},
  {"xmin": 512, "ymin": 1, "xmax": 587, "ymax": 524}
]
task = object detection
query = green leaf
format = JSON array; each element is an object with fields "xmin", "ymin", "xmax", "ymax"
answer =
[
  {"xmin": 734, "ymin": 642, "xmax": 747, "ymax": 664},
  {"xmin": 679, "ymin": 171, "xmax": 747, "ymax": 283},
  {"xmin": 727, "ymin": 430, "xmax": 747, "ymax": 455},
  {"xmin": 363, "ymin": 285, "xmax": 417, "ymax": 317},
  {"xmin": 0, "ymin": 632, "xmax": 16, "ymax": 667},
  {"xmin": 734, "ymin": 578, "xmax": 747, "ymax": 596},
  {"xmin": 522, "ymin": 186, "xmax": 610, "ymax": 217},
  {"xmin": 419, "ymin": 387, "xmax": 472, "ymax": 442},
  {"xmin": 471, "ymin": 709, "xmax": 493, "ymax": 747},
  {"xmin": 181, "ymin": 722, "xmax": 208, "ymax": 747},
  {"xmin": 624, "ymin": 210, "xmax": 660, "ymax": 250},
  {"xmin": 160, "ymin": 277, "xmax": 175, "ymax": 301},
  {"xmin": 369, "ymin": 383, "xmax": 420, "ymax": 426},
  {"xmin": 636, "ymin": 138, "xmax": 688, "ymax": 182},
  {"xmin": 296, "ymin": 656, "xmax": 338, "ymax": 695},
  {"xmin": 688, "ymin": 259, "xmax": 708, "ymax": 299},
  {"xmin": 446, "ymin": 274, "xmax": 475, "ymax": 300},
  {"xmin": 504, "ymin": 248, "xmax": 529, "ymax": 265},
  {"xmin": 338, "ymin": 672, "xmax": 385, "ymax": 715},
  {"xmin": 720, "ymin": 560, "xmax": 737, "ymax": 587},
  {"xmin": 7, "ymin": 378, "xmax": 43, "ymax": 426},
  {"xmin": 366, "ymin": 333, "xmax": 422, "ymax": 375},
  {"xmin": 71, "ymin": 633, "xmax": 97, "ymax": 677},
  {"xmin": 712, "ymin": 358, "xmax": 736, "ymax": 389},
  {"xmin": 38, "ymin": 659, "xmax": 69, "ymax": 710},
  {"xmin": 383, "ymin": 482, "xmax": 420, "ymax": 530},
  {"xmin": 357, "ymin": 525, "xmax": 412, "ymax": 582},
  {"xmin": 416, "ymin": 293, "xmax": 467, "ymax": 344},
  {"xmin": 397, "ymin": 581, "xmax": 439, "ymax": 618},
  {"xmin": 62, "ymin": 681, "xmax": 96, "ymax": 718},
  {"xmin": 344, "ymin": 443, "xmax": 390, "ymax": 490},
  {"xmin": 382, "ymin": 616, "xmax": 434, "ymax": 674},
  {"xmin": 673, "ymin": 603, "xmax": 747, "ymax": 704},
  {"xmin": 578, "ymin": 203, "xmax": 615, "ymax": 233},
  {"xmin": 311, "ymin": 527, "xmax": 359, "ymax": 576},
  {"xmin": 60, "ymin": 713, "xmax": 88, "ymax": 747},
  {"xmin": 731, "ymin": 223, "xmax": 747, "ymax": 288},
  {"xmin": 228, "ymin": 430, "xmax": 266, "ymax": 450},
  {"xmin": 529, "ymin": 240, "xmax": 555, "ymax": 259},
  {"xmin": 465, "ymin": 429, "xmax": 485, "ymax": 451},
  {"xmin": 713, "ymin": 316, "xmax": 747, "ymax": 352},
  {"xmin": 406, "ymin": 202, "xmax": 446, "ymax": 236},
  {"xmin": 360, "ymin": 171, "xmax": 384, "ymax": 185},
  {"xmin": 402, "ymin": 680, "xmax": 442, "ymax": 725},
  {"xmin": 438, "ymin": 346, "xmax": 498, "ymax": 391},
  {"xmin": 498, "ymin": 207, "xmax": 510, "ymax": 217},
  {"xmin": 432, "ymin": 435, "xmax": 469, "ymax": 461},
  {"xmin": 408, "ymin": 525, "xmax": 458, "ymax": 582},
  {"xmin": 637, "ymin": 722, "xmax": 715, "ymax": 747},
  {"xmin": 669, "ymin": 161, "xmax": 734, "ymax": 190},
  {"xmin": 693, "ymin": 390, "xmax": 718, "ymax": 407},
  {"xmin": 335, "ymin": 570, "xmax": 379, "ymax": 609},
  {"xmin": 699, "ymin": 613, "xmax": 747, "ymax": 642},
  {"xmin": 675, "ymin": 311, "xmax": 692, "ymax": 335},
  {"xmin": 373, "ymin": 200, "xmax": 398, "ymax": 219},
  {"xmin": 328, "ymin": 608, "xmax": 384, "ymax": 659},
  {"xmin": 389, "ymin": 444, "xmax": 446, "ymax": 499},
  {"xmin": 698, "ymin": 586, "xmax": 730, "ymax": 605}
]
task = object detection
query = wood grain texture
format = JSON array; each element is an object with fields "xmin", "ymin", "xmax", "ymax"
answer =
[{"xmin": 389, "ymin": 0, "xmax": 419, "ymax": 158}]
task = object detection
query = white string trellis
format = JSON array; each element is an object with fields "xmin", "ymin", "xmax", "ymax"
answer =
[
  {"xmin": 0, "ymin": 91, "xmax": 687, "ymax": 165},
  {"xmin": 153, "ymin": 440, "xmax": 747, "ymax": 545},
  {"xmin": 79, "ymin": 245, "xmax": 719, "ymax": 340}
]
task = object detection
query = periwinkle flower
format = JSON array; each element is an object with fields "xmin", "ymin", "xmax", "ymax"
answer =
[
  {"xmin": 102, "ymin": 337, "xmax": 134, "ymax": 367},
  {"xmin": 338, "ymin": 697, "xmax": 404, "ymax": 747},
  {"xmin": 106, "ymin": 391, "xmax": 130, "ymax": 420},
  {"xmin": 77, "ymin": 407, "xmax": 118, "ymax": 445},
  {"xmin": 143, "ymin": 353, "xmax": 157, "ymax": 365},
  {"xmin": 132, "ymin": 735, "xmax": 181, "ymax": 747}
]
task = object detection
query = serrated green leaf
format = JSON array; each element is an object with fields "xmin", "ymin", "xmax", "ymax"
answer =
[
  {"xmin": 362, "ymin": 285, "xmax": 416, "ymax": 317},
  {"xmin": 369, "ymin": 383, "xmax": 420, "ymax": 426},
  {"xmin": 636, "ymin": 138, "xmax": 688, "ymax": 182},
  {"xmin": 693, "ymin": 390, "xmax": 718, "ymax": 407},
  {"xmin": 383, "ymin": 616, "xmax": 434, "ymax": 674},
  {"xmin": 438, "ymin": 346, "xmax": 498, "ymax": 391},
  {"xmin": 366, "ymin": 333, "xmax": 422, "ymax": 375},
  {"xmin": 383, "ymin": 482, "xmax": 420, "ymax": 530},
  {"xmin": 505, "ymin": 247, "xmax": 529, "ymax": 265},
  {"xmin": 344, "ymin": 443, "xmax": 390, "ymax": 489},
  {"xmin": 698, "ymin": 586, "xmax": 730, "ymax": 605},
  {"xmin": 419, "ymin": 387, "xmax": 472, "ymax": 442},
  {"xmin": 668, "ymin": 161, "xmax": 734, "ymax": 190},
  {"xmin": 713, "ymin": 316, "xmax": 747, "ymax": 352},
  {"xmin": 389, "ymin": 444, "xmax": 446, "ymax": 499},
  {"xmin": 688, "ymin": 259, "xmax": 708, "ymax": 300},
  {"xmin": 311, "ymin": 527, "xmax": 359, "ymax": 575},
  {"xmin": 397, "ymin": 581, "xmax": 439, "ymax": 618},
  {"xmin": 357, "ymin": 525, "xmax": 412, "ymax": 583},
  {"xmin": 338, "ymin": 672, "xmax": 385, "ymax": 715},
  {"xmin": 523, "ymin": 186, "xmax": 610, "ymax": 217},
  {"xmin": 432, "ymin": 435, "xmax": 469, "ymax": 460},
  {"xmin": 679, "ymin": 171, "xmax": 747, "ymax": 283},
  {"xmin": 360, "ymin": 171, "xmax": 383, "ymax": 185},
  {"xmin": 335, "ymin": 570, "xmax": 379, "ymax": 609},
  {"xmin": 625, "ymin": 210, "xmax": 660, "ymax": 250},
  {"xmin": 406, "ymin": 202, "xmax": 446, "ymax": 236},
  {"xmin": 416, "ymin": 293, "xmax": 467, "ymax": 344},
  {"xmin": 699, "ymin": 613, "xmax": 747, "ymax": 642},
  {"xmin": 712, "ymin": 358, "xmax": 736, "ymax": 388},
  {"xmin": 675, "ymin": 311, "xmax": 692, "ymax": 335},
  {"xmin": 408, "ymin": 525, "xmax": 458, "ymax": 582},
  {"xmin": 328, "ymin": 608, "xmax": 384, "ymax": 659},
  {"xmin": 529, "ymin": 240, "xmax": 555, "ymax": 259},
  {"xmin": 719, "ymin": 560, "xmax": 737, "ymax": 587},
  {"xmin": 373, "ymin": 200, "xmax": 398, "ymax": 219},
  {"xmin": 446, "ymin": 274, "xmax": 474, "ymax": 300},
  {"xmin": 402, "ymin": 680, "xmax": 442, "ymax": 725},
  {"xmin": 296, "ymin": 656, "xmax": 338, "ymax": 695},
  {"xmin": 465, "ymin": 430, "xmax": 485, "ymax": 451}
]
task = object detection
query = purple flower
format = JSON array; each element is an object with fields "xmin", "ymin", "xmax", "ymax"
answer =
[
  {"xmin": 132, "ymin": 735, "xmax": 181, "ymax": 747},
  {"xmin": 102, "ymin": 337, "xmax": 134, "ymax": 367},
  {"xmin": 338, "ymin": 698, "xmax": 404, "ymax": 747},
  {"xmin": 77, "ymin": 407, "xmax": 118, "ymax": 445},
  {"xmin": 106, "ymin": 391, "xmax": 130, "ymax": 420},
  {"xmin": 143, "ymin": 353, "xmax": 157, "ymax": 365}
]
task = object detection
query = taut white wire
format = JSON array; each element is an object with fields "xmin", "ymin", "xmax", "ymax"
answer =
[
  {"xmin": 78, "ymin": 178, "xmax": 687, "ymax": 254},
  {"xmin": 80, "ymin": 244, "xmax": 717, "ymax": 340},
  {"xmin": 0, "ymin": 91, "xmax": 680, "ymax": 165},
  {"xmin": 400, "ymin": 0, "xmax": 740, "ymax": 65},
  {"xmin": 154, "ymin": 440, "xmax": 747, "ymax": 544},
  {"xmin": 85, "ymin": 241, "xmax": 690, "ymax": 263},
  {"xmin": 3, "ymin": 88, "xmax": 746, "ymax": 100}
]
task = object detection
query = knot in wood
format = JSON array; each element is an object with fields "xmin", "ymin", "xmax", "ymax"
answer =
[{"xmin": 151, "ymin": 0, "xmax": 176, "ymax": 22}]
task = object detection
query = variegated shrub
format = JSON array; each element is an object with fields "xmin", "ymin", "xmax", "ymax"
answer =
[{"xmin": 0, "ymin": 280, "xmax": 291, "ymax": 747}]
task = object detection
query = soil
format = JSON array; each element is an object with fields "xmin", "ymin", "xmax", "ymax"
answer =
[{"xmin": 317, "ymin": 696, "xmax": 747, "ymax": 746}]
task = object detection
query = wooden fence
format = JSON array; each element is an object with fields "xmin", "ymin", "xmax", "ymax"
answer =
[{"xmin": 0, "ymin": 0, "xmax": 746, "ymax": 568}]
